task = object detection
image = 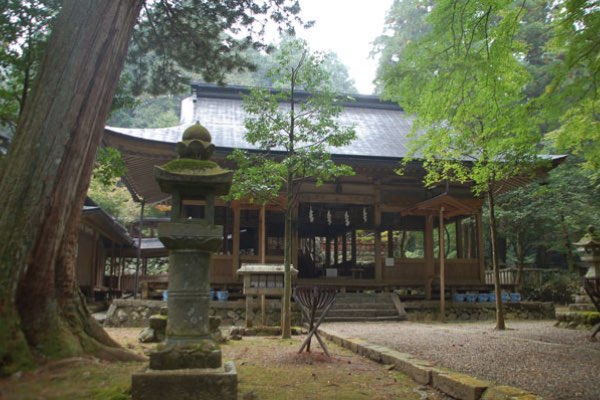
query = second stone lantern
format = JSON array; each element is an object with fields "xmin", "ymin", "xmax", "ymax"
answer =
[{"xmin": 132, "ymin": 122, "xmax": 236, "ymax": 399}]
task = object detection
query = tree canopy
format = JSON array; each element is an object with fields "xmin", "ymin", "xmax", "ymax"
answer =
[{"xmin": 227, "ymin": 38, "xmax": 356, "ymax": 338}]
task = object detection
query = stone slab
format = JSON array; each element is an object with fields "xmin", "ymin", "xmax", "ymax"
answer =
[
  {"xmin": 319, "ymin": 328, "xmax": 541, "ymax": 400},
  {"xmin": 131, "ymin": 361, "xmax": 237, "ymax": 400},
  {"xmin": 481, "ymin": 385, "xmax": 541, "ymax": 400},
  {"xmin": 431, "ymin": 370, "xmax": 489, "ymax": 400}
]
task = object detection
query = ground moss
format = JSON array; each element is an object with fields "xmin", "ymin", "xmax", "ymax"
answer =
[{"xmin": 161, "ymin": 159, "xmax": 218, "ymax": 174}]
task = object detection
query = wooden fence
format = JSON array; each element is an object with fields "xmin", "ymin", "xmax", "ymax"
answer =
[{"xmin": 484, "ymin": 267, "xmax": 563, "ymax": 286}]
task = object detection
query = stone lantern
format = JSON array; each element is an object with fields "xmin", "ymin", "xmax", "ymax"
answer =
[
  {"xmin": 574, "ymin": 225, "xmax": 600, "ymax": 279},
  {"xmin": 574, "ymin": 225, "xmax": 600, "ymax": 339},
  {"xmin": 132, "ymin": 122, "xmax": 237, "ymax": 399}
]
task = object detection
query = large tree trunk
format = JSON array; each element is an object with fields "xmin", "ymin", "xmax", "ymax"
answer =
[
  {"xmin": 0, "ymin": 0, "xmax": 144, "ymax": 376},
  {"xmin": 487, "ymin": 185, "xmax": 506, "ymax": 330}
]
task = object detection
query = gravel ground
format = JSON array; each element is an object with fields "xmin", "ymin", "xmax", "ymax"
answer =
[{"xmin": 320, "ymin": 320, "xmax": 600, "ymax": 400}]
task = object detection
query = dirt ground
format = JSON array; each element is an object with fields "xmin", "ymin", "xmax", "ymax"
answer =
[{"xmin": 0, "ymin": 327, "xmax": 448, "ymax": 400}]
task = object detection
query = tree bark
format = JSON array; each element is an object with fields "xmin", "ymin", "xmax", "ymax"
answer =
[
  {"xmin": 559, "ymin": 213, "xmax": 576, "ymax": 272},
  {"xmin": 0, "ymin": 0, "xmax": 144, "ymax": 375},
  {"xmin": 487, "ymin": 185, "xmax": 506, "ymax": 330}
]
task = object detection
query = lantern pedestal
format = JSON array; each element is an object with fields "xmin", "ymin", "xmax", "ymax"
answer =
[{"xmin": 132, "ymin": 122, "xmax": 236, "ymax": 399}]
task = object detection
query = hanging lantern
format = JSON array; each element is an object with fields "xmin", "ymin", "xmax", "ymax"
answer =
[
  {"xmin": 327, "ymin": 210, "xmax": 332, "ymax": 226},
  {"xmin": 309, "ymin": 205, "xmax": 314, "ymax": 223},
  {"xmin": 363, "ymin": 207, "xmax": 367, "ymax": 223},
  {"xmin": 345, "ymin": 211, "xmax": 350, "ymax": 227}
]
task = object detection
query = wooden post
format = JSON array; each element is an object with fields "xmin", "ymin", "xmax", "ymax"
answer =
[
  {"xmin": 374, "ymin": 207, "xmax": 382, "ymax": 281},
  {"xmin": 245, "ymin": 296, "xmax": 253, "ymax": 328},
  {"xmin": 325, "ymin": 236, "xmax": 331, "ymax": 267},
  {"xmin": 374, "ymin": 181, "xmax": 383, "ymax": 281},
  {"xmin": 233, "ymin": 203, "xmax": 241, "ymax": 274},
  {"xmin": 425, "ymin": 214, "xmax": 434, "ymax": 300},
  {"xmin": 439, "ymin": 207, "xmax": 446, "ymax": 322},
  {"xmin": 342, "ymin": 232, "xmax": 347, "ymax": 264},
  {"xmin": 456, "ymin": 220, "xmax": 463, "ymax": 259},
  {"xmin": 476, "ymin": 212, "xmax": 485, "ymax": 282},
  {"xmin": 334, "ymin": 236, "xmax": 339, "ymax": 266},
  {"xmin": 351, "ymin": 230, "xmax": 357, "ymax": 265},
  {"xmin": 259, "ymin": 205, "xmax": 266, "ymax": 264},
  {"xmin": 261, "ymin": 294, "xmax": 266, "ymax": 326}
]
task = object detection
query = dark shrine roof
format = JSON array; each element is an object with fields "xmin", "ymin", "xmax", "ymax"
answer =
[
  {"xmin": 103, "ymin": 83, "xmax": 566, "ymax": 204},
  {"xmin": 105, "ymin": 83, "xmax": 413, "ymax": 159}
]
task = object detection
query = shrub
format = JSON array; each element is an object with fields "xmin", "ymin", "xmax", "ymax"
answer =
[{"xmin": 520, "ymin": 271, "xmax": 581, "ymax": 304}]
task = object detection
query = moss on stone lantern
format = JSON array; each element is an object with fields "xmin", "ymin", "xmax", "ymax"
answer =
[
  {"xmin": 133, "ymin": 122, "xmax": 237, "ymax": 400},
  {"xmin": 575, "ymin": 226, "xmax": 600, "ymax": 278}
]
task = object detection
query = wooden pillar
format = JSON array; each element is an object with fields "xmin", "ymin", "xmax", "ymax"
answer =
[
  {"xmin": 439, "ymin": 208, "xmax": 446, "ymax": 322},
  {"xmin": 342, "ymin": 232, "xmax": 347, "ymax": 264},
  {"xmin": 374, "ymin": 183, "xmax": 383, "ymax": 281},
  {"xmin": 351, "ymin": 230, "xmax": 357, "ymax": 265},
  {"xmin": 334, "ymin": 236, "xmax": 339, "ymax": 265},
  {"xmin": 233, "ymin": 203, "xmax": 241, "ymax": 273},
  {"xmin": 245, "ymin": 296, "xmax": 253, "ymax": 328},
  {"xmin": 476, "ymin": 212, "xmax": 486, "ymax": 282},
  {"xmin": 456, "ymin": 220, "xmax": 463, "ymax": 259},
  {"xmin": 259, "ymin": 205, "xmax": 266, "ymax": 264},
  {"xmin": 374, "ymin": 230, "xmax": 382, "ymax": 280},
  {"xmin": 425, "ymin": 214, "xmax": 435, "ymax": 300},
  {"xmin": 325, "ymin": 236, "xmax": 331, "ymax": 267}
]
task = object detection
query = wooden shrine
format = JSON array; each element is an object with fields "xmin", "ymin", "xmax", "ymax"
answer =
[{"xmin": 102, "ymin": 83, "xmax": 565, "ymax": 299}]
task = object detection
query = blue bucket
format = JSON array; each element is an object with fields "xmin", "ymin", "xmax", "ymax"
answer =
[
  {"xmin": 510, "ymin": 292, "xmax": 521, "ymax": 303},
  {"xmin": 477, "ymin": 293, "xmax": 489, "ymax": 302},
  {"xmin": 453, "ymin": 293, "xmax": 465, "ymax": 303},
  {"xmin": 162, "ymin": 290, "xmax": 168, "ymax": 301},
  {"xmin": 209, "ymin": 290, "xmax": 215, "ymax": 301},
  {"xmin": 216, "ymin": 291, "xmax": 229, "ymax": 301},
  {"xmin": 465, "ymin": 293, "xmax": 477, "ymax": 303},
  {"xmin": 489, "ymin": 292, "xmax": 496, "ymax": 302},
  {"xmin": 501, "ymin": 291, "xmax": 510, "ymax": 303}
]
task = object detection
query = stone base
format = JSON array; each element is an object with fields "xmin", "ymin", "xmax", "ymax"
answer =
[
  {"xmin": 149, "ymin": 340, "xmax": 221, "ymax": 370},
  {"xmin": 132, "ymin": 361, "xmax": 237, "ymax": 400}
]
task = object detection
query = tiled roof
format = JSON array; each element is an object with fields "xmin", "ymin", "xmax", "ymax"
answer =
[{"xmin": 106, "ymin": 85, "xmax": 414, "ymax": 160}]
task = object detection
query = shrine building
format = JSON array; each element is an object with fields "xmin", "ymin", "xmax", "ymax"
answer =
[{"xmin": 101, "ymin": 83, "xmax": 565, "ymax": 299}]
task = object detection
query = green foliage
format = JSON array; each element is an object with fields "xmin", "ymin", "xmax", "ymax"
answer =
[
  {"xmin": 123, "ymin": 1, "xmax": 309, "ymax": 96},
  {"xmin": 89, "ymin": 147, "xmax": 138, "ymax": 224},
  {"xmin": 224, "ymin": 35, "xmax": 357, "ymax": 93},
  {"xmin": 93, "ymin": 147, "xmax": 127, "ymax": 187},
  {"xmin": 227, "ymin": 39, "xmax": 357, "ymax": 204},
  {"xmin": 543, "ymin": 0, "xmax": 600, "ymax": 175},
  {"xmin": 0, "ymin": 0, "xmax": 60, "ymax": 136},
  {"xmin": 520, "ymin": 271, "xmax": 581, "ymax": 304},
  {"xmin": 372, "ymin": 0, "xmax": 433, "ymax": 94},
  {"xmin": 107, "ymin": 94, "xmax": 183, "ymax": 128},
  {"xmin": 495, "ymin": 158, "xmax": 600, "ymax": 268},
  {"xmin": 382, "ymin": 1, "xmax": 542, "ymax": 194},
  {"xmin": 87, "ymin": 178, "xmax": 140, "ymax": 225}
]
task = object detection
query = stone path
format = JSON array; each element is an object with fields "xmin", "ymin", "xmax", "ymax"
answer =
[{"xmin": 321, "ymin": 320, "xmax": 600, "ymax": 400}]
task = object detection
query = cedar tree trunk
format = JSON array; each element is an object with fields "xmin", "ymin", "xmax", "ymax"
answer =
[{"xmin": 0, "ymin": 0, "xmax": 144, "ymax": 376}]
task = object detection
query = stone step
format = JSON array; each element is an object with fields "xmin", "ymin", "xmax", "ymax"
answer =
[
  {"xmin": 322, "ymin": 315, "xmax": 402, "ymax": 322},
  {"xmin": 328, "ymin": 302, "xmax": 397, "ymax": 310},
  {"xmin": 321, "ymin": 308, "xmax": 400, "ymax": 318}
]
